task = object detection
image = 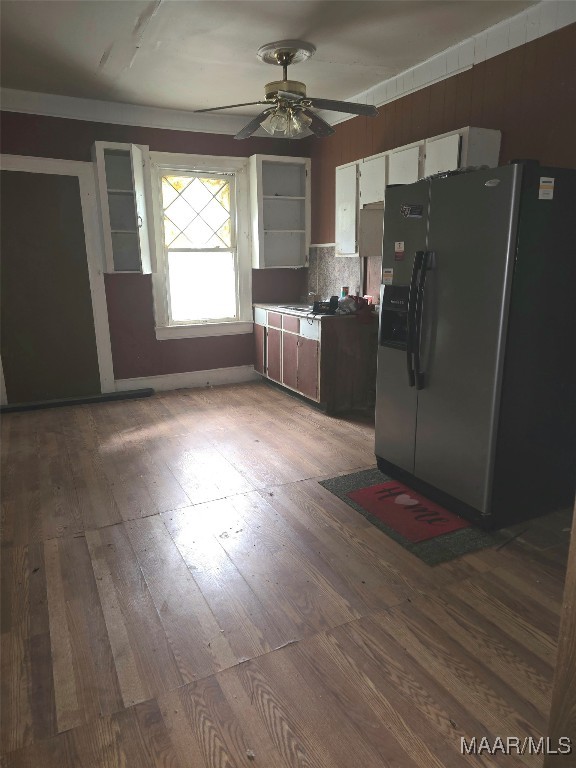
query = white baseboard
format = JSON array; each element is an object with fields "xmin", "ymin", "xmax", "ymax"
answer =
[{"xmin": 115, "ymin": 365, "xmax": 259, "ymax": 393}]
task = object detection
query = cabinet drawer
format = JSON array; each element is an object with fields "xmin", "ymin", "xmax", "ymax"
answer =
[
  {"xmin": 282, "ymin": 315, "xmax": 300, "ymax": 333},
  {"xmin": 299, "ymin": 317, "xmax": 320, "ymax": 340},
  {"xmin": 254, "ymin": 307, "xmax": 267, "ymax": 325},
  {"xmin": 268, "ymin": 311, "xmax": 282, "ymax": 329}
]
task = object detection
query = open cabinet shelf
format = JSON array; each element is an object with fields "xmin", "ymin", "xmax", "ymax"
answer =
[{"xmin": 250, "ymin": 155, "xmax": 311, "ymax": 269}]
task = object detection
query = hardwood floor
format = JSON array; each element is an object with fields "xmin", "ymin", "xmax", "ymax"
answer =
[{"xmin": 0, "ymin": 382, "xmax": 571, "ymax": 767}]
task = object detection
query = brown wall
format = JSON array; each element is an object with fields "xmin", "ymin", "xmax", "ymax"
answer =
[
  {"xmin": 304, "ymin": 23, "xmax": 576, "ymax": 243},
  {"xmin": 0, "ymin": 112, "xmax": 307, "ymax": 163},
  {"xmin": 0, "ymin": 113, "xmax": 309, "ymax": 379}
]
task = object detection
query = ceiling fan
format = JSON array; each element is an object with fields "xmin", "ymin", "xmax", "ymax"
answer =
[{"xmin": 195, "ymin": 40, "xmax": 378, "ymax": 140}]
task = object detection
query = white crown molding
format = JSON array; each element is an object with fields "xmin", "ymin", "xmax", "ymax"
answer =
[
  {"xmin": 325, "ymin": 0, "xmax": 576, "ymax": 126},
  {"xmin": 0, "ymin": 87, "xmax": 251, "ymax": 135},
  {"xmin": 1, "ymin": 1, "xmax": 573, "ymax": 134}
]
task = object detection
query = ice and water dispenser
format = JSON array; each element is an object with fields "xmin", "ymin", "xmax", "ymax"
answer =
[{"xmin": 379, "ymin": 285, "xmax": 409, "ymax": 349}]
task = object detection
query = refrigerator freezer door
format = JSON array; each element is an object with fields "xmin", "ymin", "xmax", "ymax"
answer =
[
  {"xmin": 413, "ymin": 165, "xmax": 522, "ymax": 515},
  {"xmin": 375, "ymin": 346, "xmax": 417, "ymax": 471},
  {"xmin": 375, "ymin": 181, "xmax": 430, "ymax": 471},
  {"xmin": 382, "ymin": 180, "xmax": 429, "ymax": 281}
]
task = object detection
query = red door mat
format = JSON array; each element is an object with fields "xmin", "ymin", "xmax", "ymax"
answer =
[{"xmin": 347, "ymin": 481, "xmax": 470, "ymax": 543}]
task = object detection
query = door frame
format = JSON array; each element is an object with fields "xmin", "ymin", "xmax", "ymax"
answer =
[{"xmin": 0, "ymin": 154, "xmax": 115, "ymax": 397}]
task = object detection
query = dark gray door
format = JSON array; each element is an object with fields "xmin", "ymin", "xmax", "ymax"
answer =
[
  {"xmin": 0, "ymin": 171, "xmax": 101, "ymax": 403},
  {"xmin": 375, "ymin": 181, "xmax": 429, "ymax": 470},
  {"xmin": 413, "ymin": 165, "xmax": 522, "ymax": 513}
]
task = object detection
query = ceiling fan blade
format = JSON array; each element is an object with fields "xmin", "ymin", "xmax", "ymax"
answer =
[
  {"xmin": 306, "ymin": 98, "xmax": 378, "ymax": 117},
  {"xmin": 195, "ymin": 101, "xmax": 272, "ymax": 113},
  {"xmin": 301, "ymin": 108, "xmax": 335, "ymax": 138},
  {"xmin": 234, "ymin": 109, "xmax": 273, "ymax": 140}
]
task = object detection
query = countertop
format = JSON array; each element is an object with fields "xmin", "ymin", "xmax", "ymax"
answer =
[{"xmin": 253, "ymin": 303, "xmax": 377, "ymax": 320}]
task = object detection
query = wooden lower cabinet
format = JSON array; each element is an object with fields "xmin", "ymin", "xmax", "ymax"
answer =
[
  {"xmin": 254, "ymin": 323, "xmax": 265, "ymax": 375},
  {"xmin": 267, "ymin": 327, "xmax": 281, "ymax": 382},
  {"xmin": 254, "ymin": 307, "xmax": 377, "ymax": 412},
  {"xmin": 297, "ymin": 337, "xmax": 319, "ymax": 400},
  {"xmin": 282, "ymin": 332, "xmax": 318, "ymax": 398},
  {"xmin": 282, "ymin": 332, "xmax": 298, "ymax": 390}
]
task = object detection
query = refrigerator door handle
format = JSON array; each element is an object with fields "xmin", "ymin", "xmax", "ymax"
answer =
[
  {"xmin": 407, "ymin": 251, "xmax": 424, "ymax": 387},
  {"xmin": 414, "ymin": 250, "xmax": 433, "ymax": 390}
]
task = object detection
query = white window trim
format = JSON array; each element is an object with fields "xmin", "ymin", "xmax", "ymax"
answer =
[{"xmin": 149, "ymin": 152, "xmax": 253, "ymax": 340}]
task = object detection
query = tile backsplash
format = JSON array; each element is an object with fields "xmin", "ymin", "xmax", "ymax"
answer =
[{"xmin": 307, "ymin": 245, "xmax": 362, "ymax": 300}]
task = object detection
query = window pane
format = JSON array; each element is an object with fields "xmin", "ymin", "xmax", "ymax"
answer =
[
  {"xmin": 164, "ymin": 195, "xmax": 195, "ymax": 232},
  {"xmin": 164, "ymin": 176, "xmax": 193, "ymax": 194},
  {"xmin": 215, "ymin": 183, "xmax": 230, "ymax": 212},
  {"xmin": 162, "ymin": 174, "xmax": 232, "ymax": 250},
  {"xmin": 181, "ymin": 217, "xmax": 211, "ymax": 248},
  {"xmin": 201, "ymin": 198, "xmax": 229, "ymax": 234},
  {"xmin": 181, "ymin": 178, "xmax": 215, "ymax": 212},
  {"xmin": 161, "ymin": 178, "xmax": 180, "ymax": 207},
  {"xmin": 167, "ymin": 250, "xmax": 237, "ymax": 322}
]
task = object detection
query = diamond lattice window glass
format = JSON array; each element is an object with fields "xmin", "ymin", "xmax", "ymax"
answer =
[
  {"xmin": 160, "ymin": 172, "xmax": 237, "ymax": 323},
  {"xmin": 162, "ymin": 175, "xmax": 232, "ymax": 249}
]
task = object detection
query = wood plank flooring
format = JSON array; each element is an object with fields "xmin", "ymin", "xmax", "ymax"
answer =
[{"xmin": 1, "ymin": 381, "xmax": 571, "ymax": 767}]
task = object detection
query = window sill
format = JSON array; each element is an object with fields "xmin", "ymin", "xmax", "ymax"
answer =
[{"xmin": 155, "ymin": 320, "xmax": 253, "ymax": 340}]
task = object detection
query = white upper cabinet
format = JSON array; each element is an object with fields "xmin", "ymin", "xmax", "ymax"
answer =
[
  {"xmin": 423, "ymin": 133, "xmax": 461, "ymax": 177},
  {"xmin": 335, "ymin": 161, "xmax": 359, "ymax": 255},
  {"xmin": 93, "ymin": 142, "xmax": 154, "ymax": 273},
  {"xmin": 458, "ymin": 127, "xmax": 501, "ymax": 169},
  {"xmin": 335, "ymin": 127, "xmax": 501, "ymax": 258},
  {"xmin": 250, "ymin": 155, "xmax": 310, "ymax": 269},
  {"xmin": 423, "ymin": 127, "xmax": 501, "ymax": 177},
  {"xmin": 359, "ymin": 154, "xmax": 387, "ymax": 206},
  {"xmin": 388, "ymin": 144, "xmax": 422, "ymax": 186}
]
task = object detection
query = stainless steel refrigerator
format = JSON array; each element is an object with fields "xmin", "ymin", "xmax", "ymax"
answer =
[{"xmin": 375, "ymin": 162, "xmax": 576, "ymax": 528}]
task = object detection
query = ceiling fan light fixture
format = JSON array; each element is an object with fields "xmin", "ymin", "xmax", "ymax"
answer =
[
  {"xmin": 261, "ymin": 106, "xmax": 311, "ymax": 139},
  {"xmin": 261, "ymin": 107, "xmax": 289, "ymax": 135},
  {"xmin": 211, "ymin": 40, "xmax": 377, "ymax": 140},
  {"xmin": 287, "ymin": 109, "xmax": 312, "ymax": 138}
]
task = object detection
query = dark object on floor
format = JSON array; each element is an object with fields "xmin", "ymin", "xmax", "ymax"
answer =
[
  {"xmin": 0, "ymin": 388, "xmax": 154, "ymax": 413},
  {"xmin": 320, "ymin": 468, "xmax": 506, "ymax": 565},
  {"xmin": 348, "ymin": 479, "xmax": 470, "ymax": 543}
]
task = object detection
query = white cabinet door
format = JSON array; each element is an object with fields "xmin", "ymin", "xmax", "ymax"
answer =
[
  {"xmin": 249, "ymin": 155, "xmax": 310, "ymax": 268},
  {"xmin": 388, "ymin": 145, "xmax": 421, "ymax": 186},
  {"xmin": 360, "ymin": 154, "xmax": 386, "ymax": 205},
  {"xmin": 94, "ymin": 141, "xmax": 153, "ymax": 273},
  {"xmin": 463, "ymin": 128, "xmax": 501, "ymax": 168},
  {"xmin": 423, "ymin": 133, "xmax": 461, "ymax": 177},
  {"xmin": 335, "ymin": 163, "xmax": 358, "ymax": 255},
  {"xmin": 130, "ymin": 144, "xmax": 152, "ymax": 273}
]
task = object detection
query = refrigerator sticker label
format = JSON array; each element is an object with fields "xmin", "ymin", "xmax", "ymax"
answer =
[
  {"xmin": 394, "ymin": 241, "xmax": 405, "ymax": 261},
  {"xmin": 382, "ymin": 268, "xmax": 394, "ymax": 285},
  {"xmin": 539, "ymin": 177, "xmax": 555, "ymax": 200},
  {"xmin": 400, "ymin": 204, "xmax": 423, "ymax": 218}
]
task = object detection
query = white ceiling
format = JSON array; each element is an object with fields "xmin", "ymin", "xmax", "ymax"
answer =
[{"xmin": 1, "ymin": 0, "xmax": 536, "ymax": 123}]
